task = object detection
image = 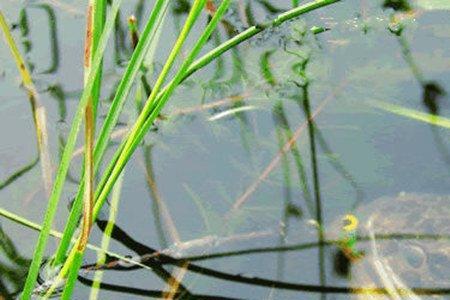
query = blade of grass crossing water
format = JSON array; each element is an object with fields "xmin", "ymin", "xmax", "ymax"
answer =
[
  {"xmin": 54, "ymin": 0, "xmax": 170, "ymax": 265},
  {"xmin": 93, "ymin": 0, "xmax": 229, "ymax": 221},
  {"xmin": 89, "ymin": 172, "xmax": 124, "ymax": 300},
  {"xmin": 132, "ymin": 0, "xmax": 340, "ymax": 132},
  {"xmin": 56, "ymin": 4, "xmax": 103, "ymax": 292},
  {"xmin": 43, "ymin": 1, "xmax": 109, "ymax": 296},
  {"xmin": 48, "ymin": 0, "xmax": 209, "ymax": 295},
  {"xmin": 93, "ymin": 0, "xmax": 170, "ymax": 166},
  {"xmin": 21, "ymin": 0, "xmax": 122, "ymax": 297},
  {"xmin": 170, "ymin": 0, "xmax": 340, "ymax": 87},
  {"xmin": 0, "ymin": 207, "xmax": 153, "ymax": 272},
  {"xmin": 93, "ymin": 0, "xmax": 209, "ymax": 216}
]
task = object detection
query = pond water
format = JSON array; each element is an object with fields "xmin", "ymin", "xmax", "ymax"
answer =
[{"xmin": 0, "ymin": 0, "xmax": 449, "ymax": 299}]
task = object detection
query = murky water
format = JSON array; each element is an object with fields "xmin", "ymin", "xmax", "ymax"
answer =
[{"xmin": 0, "ymin": 0, "xmax": 449, "ymax": 299}]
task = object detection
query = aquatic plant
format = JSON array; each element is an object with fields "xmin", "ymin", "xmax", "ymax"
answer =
[
  {"xmin": 0, "ymin": 0, "xmax": 342, "ymax": 298},
  {"xmin": 1, "ymin": 0, "xmax": 448, "ymax": 298}
]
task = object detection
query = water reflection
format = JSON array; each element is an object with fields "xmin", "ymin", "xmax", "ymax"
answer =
[
  {"xmin": 0, "ymin": 226, "xmax": 30, "ymax": 299},
  {"xmin": 79, "ymin": 217, "xmax": 450, "ymax": 298}
]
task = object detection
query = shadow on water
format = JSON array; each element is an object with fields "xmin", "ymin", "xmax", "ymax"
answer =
[
  {"xmin": 0, "ymin": 157, "xmax": 39, "ymax": 191},
  {"xmin": 79, "ymin": 218, "xmax": 450, "ymax": 298},
  {"xmin": 386, "ymin": 3, "xmax": 450, "ymax": 176},
  {"xmin": 14, "ymin": 4, "xmax": 60, "ymax": 74},
  {"xmin": 0, "ymin": 226, "xmax": 30, "ymax": 299}
]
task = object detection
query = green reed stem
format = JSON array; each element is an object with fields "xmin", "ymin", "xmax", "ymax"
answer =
[
  {"xmin": 20, "ymin": 0, "xmax": 122, "ymax": 297},
  {"xmin": 53, "ymin": 0, "xmax": 170, "ymax": 265},
  {"xmin": 93, "ymin": 0, "xmax": 228, "ymax": 221},
  {"xmin": 49, "ymin": 0, "xmax": 210, "ymax": 295}
]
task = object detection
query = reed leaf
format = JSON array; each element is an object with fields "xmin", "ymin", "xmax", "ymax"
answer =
[
  {"xmin": 54, "ymin": 0, "xmax": 171, "ymax": 264},
  {"xmin": 0, "ymin": 206, "xmax": 153, "ymax": 271},
  {"xmin": 93, "ymin": 0, "xmax": 226, "ymax": 222},
  {"xmin": 54, "ymin": 1, "xmax": 105, "ymax": 296},
  {"xmin": 89, "ymin": 172, "xmax": 124, "ymax": 300},
  {"xmin": 21, "ymin": 0, "xmax": 122, "ymax": 297},
  {"xmin": 49, "ymin": 0, "xmax": 210, "ymax": 295}
]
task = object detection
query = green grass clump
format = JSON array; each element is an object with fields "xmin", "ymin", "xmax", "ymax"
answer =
[{"xmin": 2, "ymin": 0, "xmax": 342, "ymax": 297}]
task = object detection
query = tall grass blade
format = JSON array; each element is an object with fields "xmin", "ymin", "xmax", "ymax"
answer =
[
  {"xmin": 54, "ymin": 0, "xmax": 171, "ymax": 264},
  {"xmin": 174, "ymin": 0, "xmax": 340, "ymax": 86},
  {"xmin": 50, "ymin": 0, "xmax": 209, "ymax": 294},
  {"xmin": 0, "ymin": 206, "xmax": 153, "ymax": 271},
  {"xmin": 21, "ymin": 0, "xmax": 122, "ymax": 297},
  {"xmin": 53, "ymin": 2, "xmax": 103, "ymax": 296},
  {"xmin": 89, "ymin": 172, "xmax": 124, "ymax": 300},
  {"xmin": 93, "ymin": 0, "xmax": 229, "ymax": 222}
]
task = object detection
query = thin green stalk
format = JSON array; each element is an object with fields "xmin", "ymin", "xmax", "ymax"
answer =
[
  {"xmin": 93, "ymin": 0, "xmax": 211, "ymax": 220},
  {"xmin": 53, "ymin": 0, "xmax": 170, "ymax": 264},
  {"xmin": 44, "ymin": 1, "xmax": 105, "ymax": 297},
  {"xmin": 21, "ymin": 0, "xmax": 122, "ymax": 297},
  {"xmin": 89, "ymin": 172, "xmax": 124, "ymax": 300},
  {"xmin": 133, "ymin": 0, "xmax": 341, "ymax": 130},
  {"xmin": 0, "ymin": 207, "xmax": 153, "ymax": 272},
  {"xmin": 93, "ymin": 0, "xmax": 169, "ymax": 169},
  {"xmin": 93, "ymin": 0, "xmax": 230, "ymax": 222},
  {"xmin": 177, "ymin": 0, "xmax": 340, "ymax": 86},
  {"xmin": 368, "ymin": 100, "xmax": 450, "ymax": 128},
  {"xmin": 51, "ymin": 1, "xmax": 211, "ymax": 295},
  {"xmin": 60, "ymin": 252, "xmax": 83, "ymax": 299}
]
